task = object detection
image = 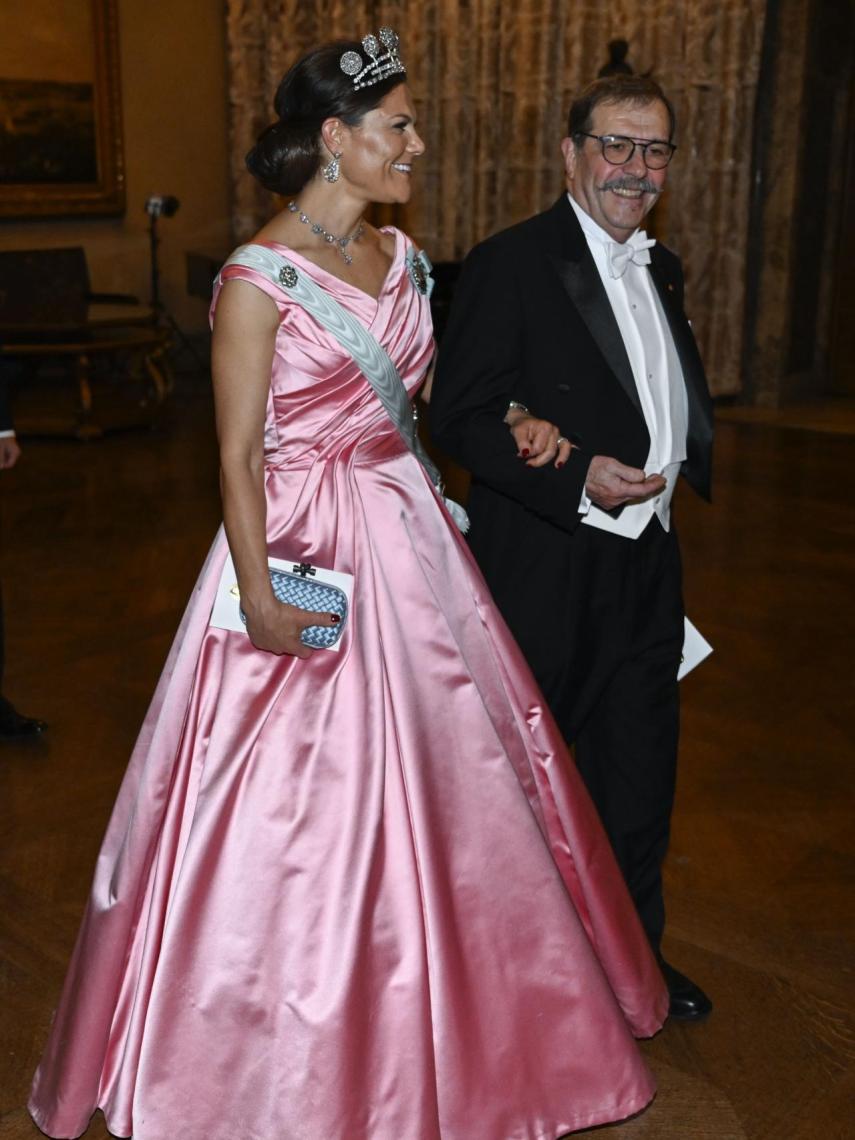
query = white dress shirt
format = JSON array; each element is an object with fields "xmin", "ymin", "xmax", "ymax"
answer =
[{"xmin": 568, "ymin": 193, "xmax": 688, "ymax": 538}]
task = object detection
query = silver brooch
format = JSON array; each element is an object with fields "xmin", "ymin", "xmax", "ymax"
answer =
[
  {"xmin": 410, "ymin": 250, "xmax": 435, "ymax": 296},
  {"xmin": 278, "ymin": 265, "xmax": 298, "ymax": 288},
  {"xmin": 409, "ymin": 259, "xmax": 427, "ymax": 294}
]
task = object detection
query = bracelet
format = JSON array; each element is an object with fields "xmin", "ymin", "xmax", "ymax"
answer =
[{"xmin": 508, "ymin": 400, "xmax": 530, "ymax": 415}]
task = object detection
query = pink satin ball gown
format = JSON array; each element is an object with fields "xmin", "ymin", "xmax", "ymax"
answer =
[{"xmin": 29, "ymin": 228, "xmax": 667, "ymax": 1140}]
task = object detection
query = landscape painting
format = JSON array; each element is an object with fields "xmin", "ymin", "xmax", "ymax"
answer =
[
  {"xmin": 0, "ymin": 79, "xmax": 98, "ymax": 184},
  {"xmin": 0, "ymin": 0, "xmax": 124, "ymax": 217}
]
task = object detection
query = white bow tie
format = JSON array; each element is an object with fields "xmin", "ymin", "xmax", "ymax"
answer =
[{"xmin": 606, "ymin": 232, "xmax": 656, "ymax": 279}]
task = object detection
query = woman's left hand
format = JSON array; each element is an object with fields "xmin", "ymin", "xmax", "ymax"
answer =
[{"xmin": 507, "ymin": 413, "xmax": 573, "ymax": 469}]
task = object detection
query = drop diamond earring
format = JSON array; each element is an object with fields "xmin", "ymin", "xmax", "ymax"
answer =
[{"xmin": 322, "ymin": 151, "xmax": 342, "ymax": 183}]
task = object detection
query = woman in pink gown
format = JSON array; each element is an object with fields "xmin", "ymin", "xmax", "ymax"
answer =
[{"xmin": 29, "ymin": 33, "xmax": 667, "ymax": 1140}]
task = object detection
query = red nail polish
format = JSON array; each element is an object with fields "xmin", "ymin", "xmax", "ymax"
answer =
[
  {"xmin": 556, "ymin": 462, "xmax": 564, "ymax": 469},
  {"xmin": 330, "ymin": 614, "xmax": 341, "ymax": 623},
  {"xmin": 521, "ymin": 448, "xmax": 530, "ymax": 458}
]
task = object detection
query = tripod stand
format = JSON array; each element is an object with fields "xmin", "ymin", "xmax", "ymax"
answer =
[{"xmin": 146, "ymin": 197, "xmax": 207, "ymax": 372}]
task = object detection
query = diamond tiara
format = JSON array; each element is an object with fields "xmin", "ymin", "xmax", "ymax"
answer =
[{"xmin": 340, "ymin": 27, "xmax": 406, "ymax": 91}]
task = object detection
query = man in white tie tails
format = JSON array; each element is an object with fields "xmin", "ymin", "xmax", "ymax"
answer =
[{"xmin": 431, "ymin": 75, "xmax": 714, "ymax": 1020}]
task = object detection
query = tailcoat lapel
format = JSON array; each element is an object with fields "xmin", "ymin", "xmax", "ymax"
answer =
[
  {"xmin": 543, "ymin": 196, "xmax": 712, "ymax": 499},
  {"xmin": 647, "ymin": 255, "xmax": 711, "ymax": 430},
  {"xmin": 545, "ymin": 196, "xmax": 643, "ymax": 421},
  {"xmin": 647, "ymin": 253, "xmax": 714, "ymax": 498}
]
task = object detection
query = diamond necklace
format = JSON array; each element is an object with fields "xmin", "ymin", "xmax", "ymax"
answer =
[{"xmin": 287, "ymin": 200, "xmax": 364, "ymax": 265}]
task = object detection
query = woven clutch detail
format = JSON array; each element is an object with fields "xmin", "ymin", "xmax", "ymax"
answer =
[{"xmin": 241, "ymin": 567, "xmax": 348, "ymax": 649}]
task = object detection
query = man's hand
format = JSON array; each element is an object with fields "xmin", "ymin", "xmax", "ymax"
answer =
[
  {"xmin": 0, "ymin": 437, "xmax": 21, "ymax": 470},
  {"xmin": 585, "ymin": 455, "xmax": 666, "ymax": 511}
]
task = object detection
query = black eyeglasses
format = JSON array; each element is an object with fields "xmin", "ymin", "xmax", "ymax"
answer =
[{"xmin": 577, "ymin": 133, "xmax": 676, "ymax": 170}]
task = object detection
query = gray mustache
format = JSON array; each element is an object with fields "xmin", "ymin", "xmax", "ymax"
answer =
[{"xmin": 600, "ymin": 176, "xmax": 661, "ymax": 195}]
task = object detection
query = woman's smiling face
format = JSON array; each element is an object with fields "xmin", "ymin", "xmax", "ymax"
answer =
[{"xmin": 333, "ymin": 84, "xmax": 425, "ymax": 205}]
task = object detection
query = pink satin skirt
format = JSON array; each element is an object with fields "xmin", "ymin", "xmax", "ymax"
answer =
[{"xmin": 30, "ymin": 448, "xmax": 666, "ymax": 1139}]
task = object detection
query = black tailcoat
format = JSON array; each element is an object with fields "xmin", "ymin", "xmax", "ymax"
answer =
[
  {"xmin": 430, "ymin": 194, "xmax": 713, "ymax": 685},
  {"xmin": 430, "ymin": 195, "xmax": 714, "ymax": 949}
]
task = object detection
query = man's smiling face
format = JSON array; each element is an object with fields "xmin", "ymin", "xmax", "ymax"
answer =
[{"xmin": 561, "ymin": 98, "xmax": 671, "ymax": 242}]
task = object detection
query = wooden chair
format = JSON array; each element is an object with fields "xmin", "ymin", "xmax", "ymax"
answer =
[{"xmin": 0, "ymin": 247, "xmax": 170, "ymax": 438}]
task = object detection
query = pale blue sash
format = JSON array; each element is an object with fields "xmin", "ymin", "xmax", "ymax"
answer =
[{"xmin": 220, "ymin": 243, "xmax": 469, "ymax": 532}]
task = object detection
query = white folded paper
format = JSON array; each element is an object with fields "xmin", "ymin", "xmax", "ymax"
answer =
[
  {"xmin": 678, "ymin": 617, "xmax": 713, "ymax": 680},
  {"xmin": 210, "ymin": 553, "xmax": 354, "ymax": 653}
]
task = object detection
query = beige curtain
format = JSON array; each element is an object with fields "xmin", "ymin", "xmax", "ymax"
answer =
[{"xmin": 226, "ymin": 1, "xmax": 765, "ymax": 395}]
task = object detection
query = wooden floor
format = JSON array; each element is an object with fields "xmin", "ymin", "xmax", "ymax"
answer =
[{"xmin": 1, "ymin": 390, "xmax": 854, "ymax": 1139}]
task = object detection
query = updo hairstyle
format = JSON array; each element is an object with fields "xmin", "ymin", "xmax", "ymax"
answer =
[{"xmin": 246, "ymin": 41, "xmax": 407, "ymax": 196}]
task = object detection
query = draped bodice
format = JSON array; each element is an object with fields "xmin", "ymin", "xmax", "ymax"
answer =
[{"xmin": 211, "ymin": 228, "xmax": 435, "ymax": 470}]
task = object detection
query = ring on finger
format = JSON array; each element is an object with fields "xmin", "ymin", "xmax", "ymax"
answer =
[{"xmin": 556, "ymin": 436, "xmax": 568, "ymax": 446}]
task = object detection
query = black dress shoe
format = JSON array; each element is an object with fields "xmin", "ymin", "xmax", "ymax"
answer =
[
  {"xmin": 0, "ymin": 704, "xmax": 48, "ymax": 740},
  {"xmin": 659, "ymin": 959, "xmax": 712, "ymax": 1021}
]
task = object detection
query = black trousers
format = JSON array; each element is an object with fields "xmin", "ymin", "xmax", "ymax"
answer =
[{"xmin": 511, "ymin": 518, "xmax": 684, "ymax": 953}]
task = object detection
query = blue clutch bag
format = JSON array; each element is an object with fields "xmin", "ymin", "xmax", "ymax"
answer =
[{"xmin": 240, "ymin": 564, "xmax": 349, "ymax": 649}]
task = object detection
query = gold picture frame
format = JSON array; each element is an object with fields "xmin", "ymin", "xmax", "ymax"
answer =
[{"xmin": 0, "ymin": 0, "xmax": 125, "ymax": 218}]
